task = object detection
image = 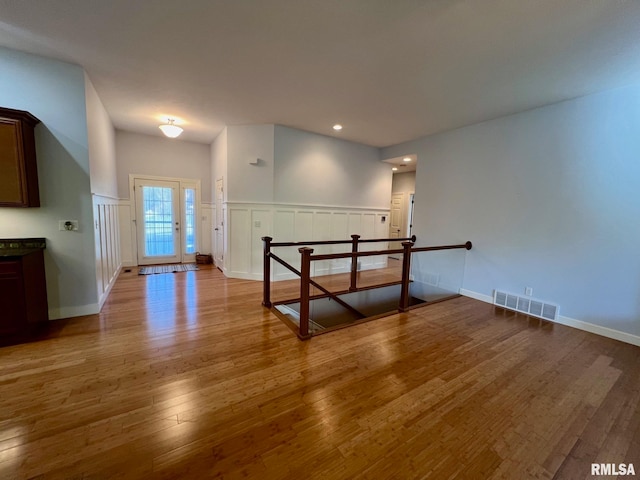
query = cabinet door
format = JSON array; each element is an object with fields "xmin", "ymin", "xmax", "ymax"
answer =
[
  {"xmin": 0, "ymin": 262, "xmax": 27, "ymax": 335},
  {"xmin": 0, "ymin": 119, "xmax": 27, "ymax": 206}
]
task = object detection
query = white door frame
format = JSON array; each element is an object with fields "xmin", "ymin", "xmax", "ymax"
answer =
[
  {"xmin": 214, "ymin": 177, "xmax": 225, "ymax": 271},
  {"xmin": 129, "ymin": 174, "xmax": 201, "ymax": 265}
]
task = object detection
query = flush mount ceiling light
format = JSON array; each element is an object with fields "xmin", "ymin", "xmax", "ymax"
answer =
[
  {"xmin": 159, "ymin": 118, "xmax": 183, "ymax": 138},
  {"xmin": 332, "ymin": 124, "xmax": 343, "ymax": 131},
  {"xmin": 392, "ymin": 167, "xmax": 398, "ymax": 171},
  {"xmin": 403, "ymin": 157, "xmax": 412, "ymax": 162}
]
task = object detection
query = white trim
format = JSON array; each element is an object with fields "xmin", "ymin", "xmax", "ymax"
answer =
[
  {"xmin": 555, "ymin": 315, "xmax": 640, "ymax": 347},
  {"xmin": 460, "ymin": 288, "xmax": 494, "ymax": 303},
  {"xmin": 459, "ymin": 289, "xmax": 640, "ymax": 347},
  {"xmin": 229, "ymin": 272, "xmax": 262, "ymax": 281},
  {"xmin": 225, "ymin": 201, "xmax": 390, "ymax": 212},
  {"xmin": 97, "ymin": 262, "xmax": 122, "ymax": 311},
  {"xmin": 92, "ymin": 193, "xmax": 121, "ymax": 203},
  {"xmin": 49, "ymin": 303, "xmax": 100, "ymax": 320}
]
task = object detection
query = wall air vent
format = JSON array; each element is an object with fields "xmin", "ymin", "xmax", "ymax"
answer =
[{"xmin": 493, "ymin": 290, "xmax": 558, "ymax": 321}]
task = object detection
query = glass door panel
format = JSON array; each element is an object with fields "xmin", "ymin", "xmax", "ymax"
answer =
[
  {"xmin": 182, "ymin": 186, "xmax": 197, "ymax": 263},
  {"xmin": 135, "ymin": 179, "xmax": 181, "ymax": 265}
]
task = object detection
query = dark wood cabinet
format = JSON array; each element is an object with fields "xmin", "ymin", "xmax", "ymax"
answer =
[
  {"xmin": 0, "ymin": 107, "xmax": 41, "ymax": 207},
  {"xmin": 0, "ymin": 249, "xmax": 48, "ymax": 338}
]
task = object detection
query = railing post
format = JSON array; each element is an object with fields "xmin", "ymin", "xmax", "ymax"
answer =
[
  {"xmin": 262, "ymin": 236, "xmax": 272, "ymax": 308},
  {"xmin": 350, "ymin": 234, "xmax": 360, "ymax": 291},
  {"xmin": 298, "ymin": 247, "xmax": 314, "ymax": 339},
  {"xmin": 399, "ymin": 241, "xmax": 414, "ymax": 312}
]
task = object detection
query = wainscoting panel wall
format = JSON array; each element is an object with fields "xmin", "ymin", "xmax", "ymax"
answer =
[
  {"xmin": 229, "ymin": 207, "xmax": 251, "ymax": 275},
  {"xmin": 200, "ymin": 203, "xmax": 214, "ymax": 259},
  {"xmin": 225, "ymin": 203, "xmax": 391, "ymax": 281},
  {"xmin": 93, "ymin": 194, "xmax": 122, "ymax": 310}
]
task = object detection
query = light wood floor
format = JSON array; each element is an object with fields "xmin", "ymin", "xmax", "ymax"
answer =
[{"xmin": 1, "ymin": 265, "xmax": 638, "ymax": 479}]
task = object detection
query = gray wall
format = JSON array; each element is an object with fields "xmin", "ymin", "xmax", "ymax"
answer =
[
  {"xmin": 274, "ymin": 125, "xmax": 391, "ymax": 209},
  {"xmin": 0, "ymin": 47, "xmax": 98, "ymax": 317},
  {"xmin": 85, "ymin": 74, "xmax": 117, "ymax": 198},
  {"xmin": 383, "ymin": 85, "xmax": 640, "ymax": 337},
  {"xmin": 227, "ymin": 125, "xmax": 274, "ymax": 203},
  {"xmin": 392, "ymin": 171, "xmax": 415, "ymax": 194}
]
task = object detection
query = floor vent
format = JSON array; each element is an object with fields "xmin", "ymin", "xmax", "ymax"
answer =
[{"xmin": 493, "ymin": 290, "xmax": 558, "ymax": 321}]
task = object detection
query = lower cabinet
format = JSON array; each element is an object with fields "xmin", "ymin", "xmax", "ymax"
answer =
[{"xmin": 0, "ymin": 250, "xmax": 48, "ymax": 337}]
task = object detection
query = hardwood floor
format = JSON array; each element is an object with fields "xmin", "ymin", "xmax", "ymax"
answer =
[{"xmin": 1, "ymin": 265, "xmax": 638, "ymax": 479}]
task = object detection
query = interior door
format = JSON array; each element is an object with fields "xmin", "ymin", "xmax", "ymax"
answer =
[
  {"xmin": 214, "ymin": 178, "xmax": 224, "ymax": 269},
  {"xmin": 135, "ymin": 179, "xmax": 181, "ymax": 265},
  {"xmin": 388, "ymin": 192, "xmax": 404, "ymax": 251}
]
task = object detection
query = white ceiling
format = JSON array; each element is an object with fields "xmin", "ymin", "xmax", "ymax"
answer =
[{"xmin": 1, "ymin": 0, "xmax": 640, "ymax": 147}]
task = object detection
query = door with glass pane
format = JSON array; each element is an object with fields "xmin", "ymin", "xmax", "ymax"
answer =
[
  {"xmin": 135, "ymin": 179, "xmax": 182, "ymax": 265},
  {"xmin": 181, "ymin": 184, "xmax": 197, "ymax": 263}
]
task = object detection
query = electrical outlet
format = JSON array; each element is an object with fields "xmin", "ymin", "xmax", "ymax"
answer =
[
  {"xmin": 254, "ymin": 220, "xmax": 261, "ymax": 228},
  {"xmin": 59, "ymin": 220, "xmax": 79, "ymax": 231},
  {"xmin": 525, "ymin": 287, "xmax": 533, "ymax": 296}
]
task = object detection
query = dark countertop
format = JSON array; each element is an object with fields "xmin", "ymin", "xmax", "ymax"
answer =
[
  {"xmin": 0, "ymin": 248, "xmax": 44, "ymax": 258},
  {"xmin": 0, "ymin": 238, "xmax": 46, "ymax": 258}
]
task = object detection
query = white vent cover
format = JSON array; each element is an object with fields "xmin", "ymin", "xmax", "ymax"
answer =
[{"xmin": 493, "ymin": 290, "xmax": 558, "ymax": 321}]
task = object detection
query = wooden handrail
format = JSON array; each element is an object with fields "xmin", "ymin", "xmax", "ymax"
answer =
[
  {"xmin": 270, "ymin": 235, "xmax": 415, "ymax": 248},
  {"xmin": 310, "ymin": 242, "xmax": 472, "ymax": 261}
]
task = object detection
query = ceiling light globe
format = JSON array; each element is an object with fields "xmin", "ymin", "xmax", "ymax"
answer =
[{"xmin": 159, "ymin": 119, "xmax": 184, "ymax": 138}]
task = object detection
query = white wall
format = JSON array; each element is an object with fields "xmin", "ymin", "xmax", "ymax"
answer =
[
  {"xmin": 274, "ymin": 125, "xmax": 391, "ymax": 209},
  {"xmin": 115, "ymin": 130, "xmax": 212, "ymax": 201},
  {"xmin": 227, "ymin": 125, "xmax": 274, "ymax": 203},
  {"xmin": 85, "ymin": 74, "xmax": 117, "ymax": 198},
  {"xmin": 0, "ymin": 47, "xmax": 98, "ymax": 318},
  {"xmin": 382, "ymin": 84, "xmax": 640, "ymax": 343}
]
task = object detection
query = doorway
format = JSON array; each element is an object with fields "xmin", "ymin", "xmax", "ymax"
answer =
[
  {"xmin": 388, "ymin": 192, "xmax": 405, "ymax": 250},
  {"xmin": 133, "ymin": 176, "xmax": 200, "ymax": 266}
]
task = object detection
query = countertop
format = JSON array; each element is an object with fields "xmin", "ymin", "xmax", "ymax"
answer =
[{"xmin": 0, "ymin": 238, "xmax": 46, "ymax": 258}]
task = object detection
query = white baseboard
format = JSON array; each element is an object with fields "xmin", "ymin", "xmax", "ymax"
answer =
[
  {"xmin": 554, "ymin": 315, "xmax": 640, "ymax": 347},
  {"xmin": 459, "ymin": 289, "xmax": 640, "ymax": 347},
  {"xmin": 459, "ymin": 289, "xmax": 493, "ymax": 303},
  {"xmin": 97, "ymin": 263, "xmax": 122, "ymax": 311},
  {"xmin": 49, "ymin": 303, "xmax": 100, "ymax": 320},
  {"xmin": 225, "ymin": 271, "xmax": 262, "ymax": 281}
]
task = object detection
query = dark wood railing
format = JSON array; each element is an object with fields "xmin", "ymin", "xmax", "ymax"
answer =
[
  {"xmin": 262, "ymin": 234, "xmax": 416, "ymax": 309},
  {"xmin": 262, "ymin": 235, "xmax": 472, "ymax": 339}
]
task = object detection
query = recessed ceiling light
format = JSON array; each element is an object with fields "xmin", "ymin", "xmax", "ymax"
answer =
[
  {"xmin": 403, "ymin": 157, "xmax": 411, "ymax": 162},
  {"xmin": 392, "ymin": 167, "xmax": 398, "ymax": 171},
  {"xmin": 333, "ymin": 124, "xmax": 343, "ymax": 131}
]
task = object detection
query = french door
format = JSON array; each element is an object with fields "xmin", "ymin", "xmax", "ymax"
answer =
[{"xmin": 134, "ymin": 178, "xmax": 198, "ymax": 265}]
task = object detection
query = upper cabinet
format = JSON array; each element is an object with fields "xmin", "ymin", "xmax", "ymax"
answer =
[{"xmin": 0, "ymin": 107, "xmax": 41, "ymax": 207}]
